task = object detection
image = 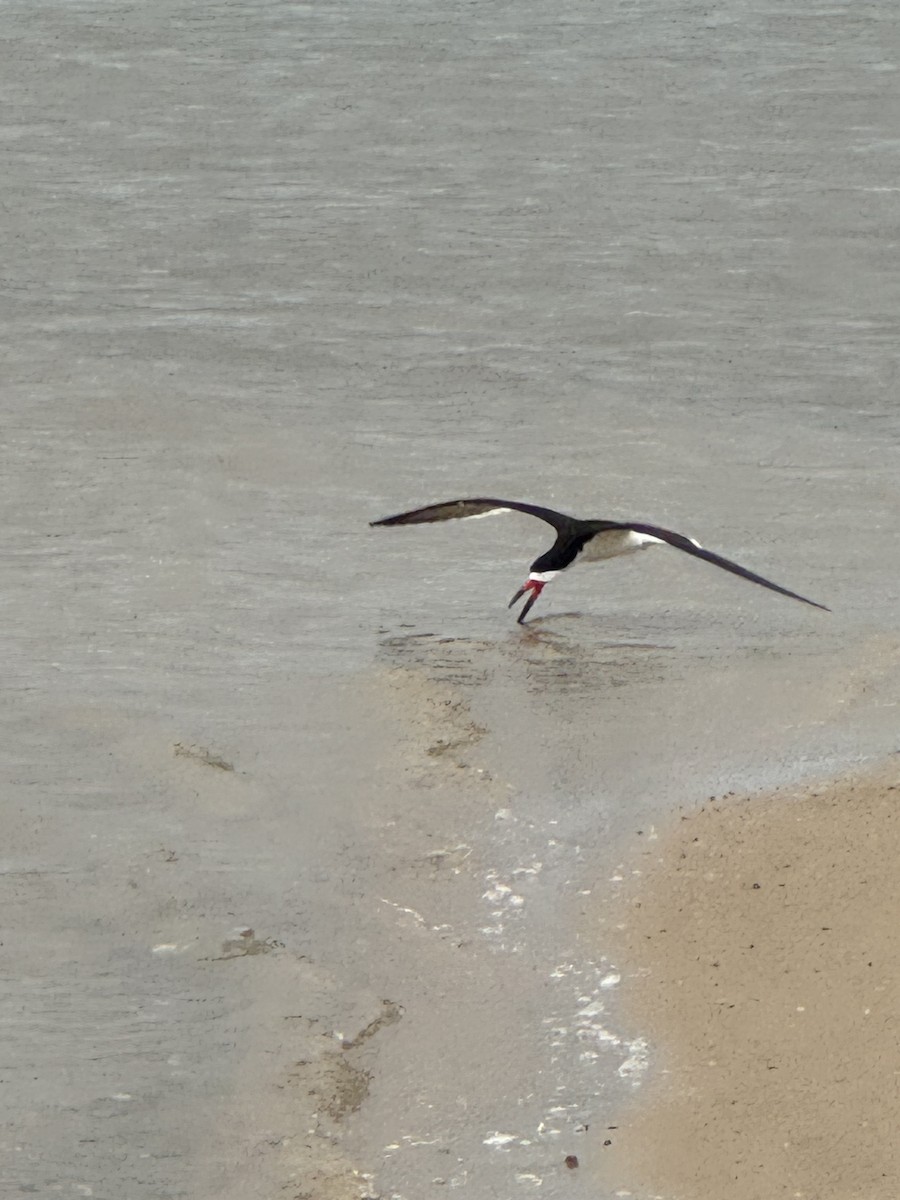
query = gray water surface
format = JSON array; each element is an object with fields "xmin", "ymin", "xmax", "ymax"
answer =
[{"xmin": 3, "ymin": 2, "xmax": 900, "ymax": 1197}]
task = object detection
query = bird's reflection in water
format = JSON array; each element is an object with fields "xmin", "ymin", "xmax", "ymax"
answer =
[
  {"xmin": 376, "ymin": 617, "xmax": 678, "ymax": 698},
  {"xmin": 501, "ymin": 613, "xmax": 677, "ymax": 695}
]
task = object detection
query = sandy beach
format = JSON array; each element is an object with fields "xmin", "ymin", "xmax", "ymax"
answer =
[{"xmin": 595, "ymin": 761, "xmax": 900, "ymax": 1200}]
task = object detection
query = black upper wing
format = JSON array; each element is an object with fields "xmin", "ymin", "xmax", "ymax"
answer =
[
  {"xmin": 624, "ymin": 522, "xmax": 830, "ymax": 611},
  {"xmin": 371, "ymin": 498, "xmax": 574, "ymax": 532}
]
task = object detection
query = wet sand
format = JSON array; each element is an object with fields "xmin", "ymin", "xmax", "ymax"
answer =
[{"xmin": 595, "ymin": 763, "xmax": 900, "ymax": 1200}]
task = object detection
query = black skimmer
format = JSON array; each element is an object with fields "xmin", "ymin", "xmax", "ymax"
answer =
[{"xmin": 371, "ymin": 498, "xmax": 830, "ymax": 624}]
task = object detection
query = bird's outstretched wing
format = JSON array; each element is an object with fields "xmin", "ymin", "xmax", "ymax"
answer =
[
  {"xmin": 623, "ymin": 522, "xmax": 830, "ymax": 611},
  {"xmin": 371, "ymin": 498, "xmax": 572, "ymax": 532}
]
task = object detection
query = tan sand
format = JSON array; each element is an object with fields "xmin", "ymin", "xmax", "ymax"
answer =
[{"xmin": 595, "ymin": 762, "xmax": 900, "ymax": 1200}]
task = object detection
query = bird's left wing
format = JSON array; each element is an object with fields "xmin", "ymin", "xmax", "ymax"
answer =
[
  {"xmin": 624, "ymin": 522, "xmax": 830, "ymax": 611},
  {"xmin": 371, "ymin": 498, "xmax": 572, "ymax": 532}
]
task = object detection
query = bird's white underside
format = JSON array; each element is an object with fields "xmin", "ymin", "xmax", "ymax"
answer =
[{"xmin": 578, "ymin": 528, "xmax": 665, "ymax": 562}]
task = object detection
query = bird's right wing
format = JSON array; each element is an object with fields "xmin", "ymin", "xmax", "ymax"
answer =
[
  {"xmin": 625, "ymin": 522, "xmax": 831, "ymax": 611},
  {"xmin": 371, "ymin": 498, "xmax": 572, "ymax": 532}
]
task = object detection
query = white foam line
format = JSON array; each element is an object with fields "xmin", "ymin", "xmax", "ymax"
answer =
[
  {"xmin": 379, "ymin": 898, "xmax": 425, "ymax": 925},
  {"xmin": 483, "ymin": 1132, "xmax": 517, "ymax": 1148}
]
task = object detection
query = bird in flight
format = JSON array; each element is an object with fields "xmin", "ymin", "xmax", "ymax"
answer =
[{"xmin": 371, "ymin": 497, "xmax": 829, "ymax": 624}]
